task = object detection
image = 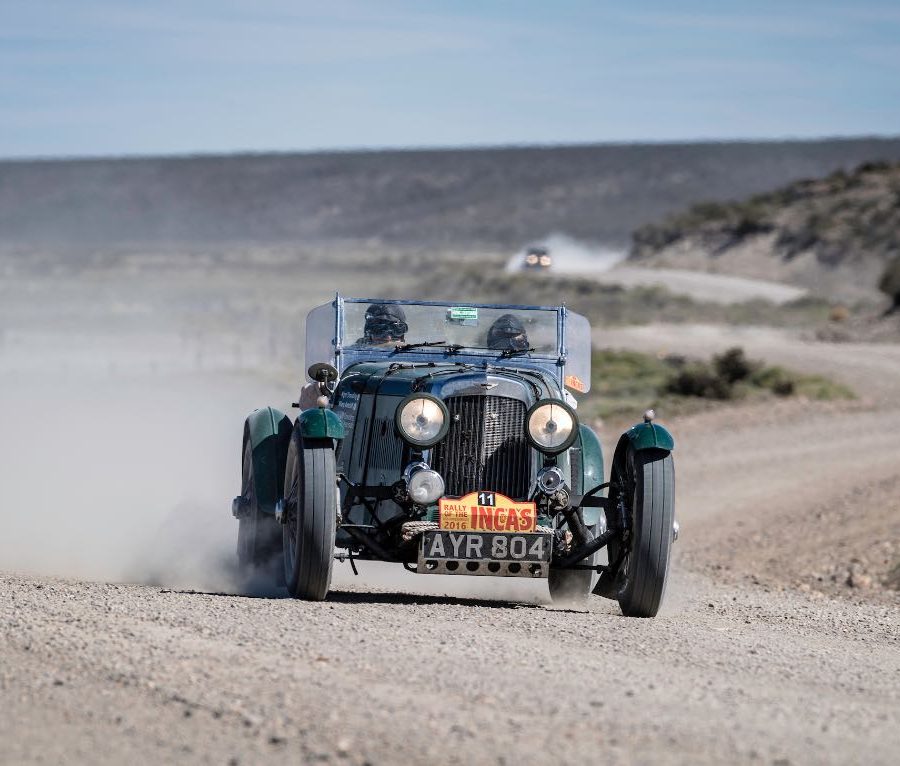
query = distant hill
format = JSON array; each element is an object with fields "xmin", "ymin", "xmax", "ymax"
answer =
[
  {"xmin": 630, "ymin": 161, "xmax": 900, "ymax": 299},
  {"xmin": 2, "ymin": 138, "xmax": 900, "ymax": 249}
]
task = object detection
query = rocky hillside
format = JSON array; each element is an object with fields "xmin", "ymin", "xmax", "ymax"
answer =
[
  {"xmin": 630, "ymin": 161, "xmax": 900, "ymax": 300},
  {"xmin": 4, "ymin": 138, "xmax": 900, "ymax": 250}
]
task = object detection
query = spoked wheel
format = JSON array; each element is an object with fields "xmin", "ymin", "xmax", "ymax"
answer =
[
  {"xmin": 612, "ymin": 446, "xmax": 675, "ymax": 618},
  {"xmin": 282, "ymin": 434, "xmax": 337, "ymax": 600},
  {"xmin": 237, "ymin": 440, "xmax": 283, "ymax": 576}
]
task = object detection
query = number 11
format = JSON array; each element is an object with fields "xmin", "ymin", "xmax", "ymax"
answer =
[{"xmin": 478, "ymin": 492, "xmax": 495, "ymax": 506}]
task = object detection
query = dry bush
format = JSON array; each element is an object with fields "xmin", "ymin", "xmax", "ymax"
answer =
[
  {"xmin": 879, "ymin": 259, "xmax": 900, "ymax": 312},
  {"xmin": 713, "ymin": 347, "xmax": 758, "ymax": 384}
]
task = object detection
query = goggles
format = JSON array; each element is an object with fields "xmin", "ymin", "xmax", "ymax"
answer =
[{"xmin": 365, "ymin": 317, "xmax": 408, "ymax": 339}]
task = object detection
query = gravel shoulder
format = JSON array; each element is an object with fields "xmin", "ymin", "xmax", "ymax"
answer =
[{"xmin": 2, "ymin": 569, "xmax": 898, "ymax": 766}]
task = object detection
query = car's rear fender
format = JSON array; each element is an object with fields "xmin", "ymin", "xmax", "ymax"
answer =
[{"xmin": 242, "ymin": 407, "xmax": 294, "ymax": 517}]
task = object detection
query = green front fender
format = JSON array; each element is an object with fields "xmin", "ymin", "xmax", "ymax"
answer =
[
  {"xmin": 298, "ymin": 407, "xmax": 345, "ymax": 440},
  {"xmin": 243, "ymin": 406, "xmax": 293, "ymax": 517},
  {"xmin": 624, "ymin": 420, "xmax": 675, "ymax": 452}
]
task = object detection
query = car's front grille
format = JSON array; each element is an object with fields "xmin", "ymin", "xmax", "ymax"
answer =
[{"xmin": 432, "ymin": 395, "xmax": 530, "ymax": 500}]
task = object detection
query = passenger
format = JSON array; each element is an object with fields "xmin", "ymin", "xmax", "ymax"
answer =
[
  {"xmin": 486, "ymin": 314, "xmax": 530, "ymax": 351},
  {"xmin": 354, "ymin": 303, "xmax": 408, "ymax": 347},
  {"xmin": 485, "ymin": 313, "xmax": 577, "ymax": 408}
]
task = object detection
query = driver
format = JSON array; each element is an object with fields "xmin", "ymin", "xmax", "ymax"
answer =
[
  {"xmin": 487, "ymin": 314, "xmax": 530, "ymax": 351},
  {"xmin": 354, "ymin": 303, "xmax": 408, "ymax": 347},
  {"xmin": 300, "ymin": 303, "xmax": 409, "ymax": 409}
]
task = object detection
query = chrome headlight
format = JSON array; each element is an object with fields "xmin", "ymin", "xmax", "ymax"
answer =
[
  {"xmin": 525, "ymin": 399, "xmax": 578, "ymax": 454},
  {"xmin": 407, "ymin": 467, "xmax": 445, "ymax": 505},
  {"xmin": 395, "ymin": 394, "xmax": 449, "ymax": 448}
]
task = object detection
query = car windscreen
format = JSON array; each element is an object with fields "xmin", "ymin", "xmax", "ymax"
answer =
[
  {"xmin": 305, "ymin": 303, "xmax": 337, "ymax": 374},
  {"xmin": 342, "ymin": 302, "xmax": 559, "ymax": 355},
  {"xmin": 562, "ymin": 311, "xmax": 591, "ymax": 393},
  {"xmin": 305, "ymin": 298, "xmax": 591, "ymax": 394}
]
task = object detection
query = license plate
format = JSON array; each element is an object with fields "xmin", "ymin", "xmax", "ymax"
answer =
[{"xmin": 418, "ymin": 531, "xmax": 551, "ymax": 578}]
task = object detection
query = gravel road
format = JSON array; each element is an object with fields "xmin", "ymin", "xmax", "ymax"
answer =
[
  {"xmin": 2, "ymin": 327, "xmax": 899, "ymax": 765},
  {"xmin": 582, "ymin": 266, "xmax": 808, "ymax": 305}
]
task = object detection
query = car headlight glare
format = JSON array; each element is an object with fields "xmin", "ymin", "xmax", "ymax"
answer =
[
  {"xmin": 396, "ymin": 394, "xmax": 449, "ymax": 447},
  {"xmin": 526, "ymin": 399, "xmax": 578, "ymax": 454}
]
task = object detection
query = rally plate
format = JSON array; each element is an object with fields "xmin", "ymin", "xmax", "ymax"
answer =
[
  {"xmin": 418, "ymin": 531, "xmax": 552, "ymax": 578},
  {"xmin": 439, "ymin": 491, "xmax": 537, "ymax": 533}
]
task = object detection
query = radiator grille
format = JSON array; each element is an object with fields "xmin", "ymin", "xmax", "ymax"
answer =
[
  {"xmin": 371, "ymin": 416, "xmax": 404, "ymax": 470},
  {"xmin": 356, "ymin": 417, "xmax": 370, "ymax": 469},
  {"xmin": 432, "ymin": 396, "xmax": 529, "ymax": 500}
]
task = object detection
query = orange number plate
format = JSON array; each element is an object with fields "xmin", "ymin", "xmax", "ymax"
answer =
[{"xmin": 438, "ymin": 491, "xmax": 537, "ymax": 533}]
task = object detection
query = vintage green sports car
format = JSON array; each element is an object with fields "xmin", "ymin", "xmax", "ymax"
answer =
[{"xmin": 232, "ymin": 296, "xmax": 676, "ymax": 616}]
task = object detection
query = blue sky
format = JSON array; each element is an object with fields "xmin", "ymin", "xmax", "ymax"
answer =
[{"xmin": 2, "ymin": 0, "xmax": 899, "ymax": 158}]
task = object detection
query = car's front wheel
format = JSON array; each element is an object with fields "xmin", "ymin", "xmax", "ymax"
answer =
[
  {"xmin": 282, "ymin": 434, "xmax": 337, "ymax": 600},
  {"xmin": 615, "ymin": 447, "xmax": 675, "ymax": 618}
]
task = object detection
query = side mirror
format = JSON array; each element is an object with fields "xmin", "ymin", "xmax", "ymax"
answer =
[{"xmin": 308, "ymin": 362, "xmax": 339, "ymax": 384}]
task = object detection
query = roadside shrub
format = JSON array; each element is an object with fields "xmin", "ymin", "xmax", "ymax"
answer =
[
  {"xmin": 884, "ymin": 560, "xmax": 900, "ymax": 591},
  {"xmin": 665, "ymin": 362, "xmax": 733, "ymax": 400},
  {"xmin": 793, "ymin": 375, "xmax": 855, "ymax": 401},
  {"xmin": 878, "ymin": 258, "xmax": 900, "ymax": 313},
  {"xmin": 731, "ymin": 215, "xmax": 772, "ymax": 237},
  {"xmin": 713, "ymin": 347, "xmax": 757, "ymax": 384},
  {"xmin": 857, "ymin": 160, "xmax": 890, "ymax": 174},
  {"xmin": 689, "ymin": 201, "xmax": 730, "ymax": 222},
  {"xmin": 752, "ymin": 366, "xmax": 796, "ymax": 397},
  {"xmin": 585, "ymin": 345, "xmax": 854, "ymax": 420},
  {"xmin": 776, "ymin": 226, "xmax": 819, "ymax": 259}
]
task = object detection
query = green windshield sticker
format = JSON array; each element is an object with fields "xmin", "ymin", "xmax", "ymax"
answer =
[{"xmin": 448, "ymin": 307, "xmax": 478, "ymax": 321}]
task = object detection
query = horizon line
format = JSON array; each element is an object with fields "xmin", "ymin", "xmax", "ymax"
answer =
[{"xmin": 3, "ymin": 132, "xmax": 900, "ymax": 165}]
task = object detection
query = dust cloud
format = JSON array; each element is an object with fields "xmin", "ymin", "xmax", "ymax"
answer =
[
  {"xmin": 0, "ymin": 321, "xmax": 293, "ymax": 592},
  {"xmin": 504, "ymin": 232, "xmax": 626, "ymax": 274},
  {"xmin": 0, "ymin": 284, "xmax": 554, "ymax": 603}
]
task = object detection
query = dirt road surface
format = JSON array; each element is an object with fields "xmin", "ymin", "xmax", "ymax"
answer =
[
  {"xmin": 514, "ymin": 236, "xmax": 808, "ymax": 305},
  {"xmin": 2, "ymin": 309, "xmax": 899, "ymax": 764},
  {"xmin": 582, "ymin": 266, "xmax": 808, "ymax": 305}
]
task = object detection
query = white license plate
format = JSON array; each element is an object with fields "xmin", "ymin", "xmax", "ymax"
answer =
[{"xmin": 422, "ymin": 531, "xmax": 550, "ymax": 561}]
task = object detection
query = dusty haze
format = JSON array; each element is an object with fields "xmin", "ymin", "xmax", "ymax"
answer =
[{"xmin": 0, "ymin": 246, "xmax": 559, "ymax": 602}]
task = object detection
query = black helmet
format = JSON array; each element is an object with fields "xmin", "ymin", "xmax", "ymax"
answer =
[
  {"xmin": 364, "ymin": 303, "xmax": 408, "ymax": 342},
  {"xmin": 487, "ymin": 314, "xmax": 529, "ymax": 351}
]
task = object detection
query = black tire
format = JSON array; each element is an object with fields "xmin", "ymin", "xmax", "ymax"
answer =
[
  {"xmin": 616, "ymin": 447, "xmax": 675, "ymax": 618},
  {"xmin": 282, "ymin": 434, "xmax": 337, "ymax": 600},
  {"xmin": 237, "ymin": 440, "xmax": 283, "ymax": 574}
]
